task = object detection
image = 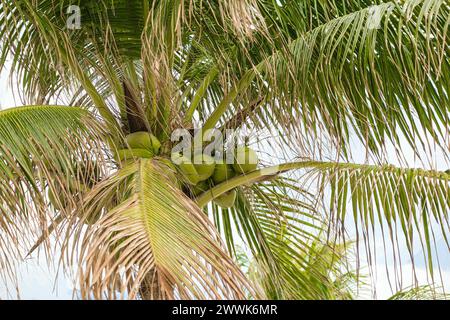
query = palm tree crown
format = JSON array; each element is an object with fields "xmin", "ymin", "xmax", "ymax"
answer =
[{"xmin": 0, "ymin": 0, "xmax": 448, "ymax": 299}]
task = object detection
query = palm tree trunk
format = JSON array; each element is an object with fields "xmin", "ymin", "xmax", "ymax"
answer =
[{"xmin": 123, "ymin": 81, "xmax": 148, "ymax": 133}]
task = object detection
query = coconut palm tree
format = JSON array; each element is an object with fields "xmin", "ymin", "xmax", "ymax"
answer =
[{"xmin": 0, "ymin": 0, "xmax": 448, "ymax": 299}]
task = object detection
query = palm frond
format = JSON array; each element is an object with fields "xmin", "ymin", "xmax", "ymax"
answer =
[
  {"xmin": 198, "ymin": 159, "xmax": 450, "ymax": 280},
  {"xmin": 300, "ymin": 160, "xmax": 450, "ymax": 282},
  {"xmin": 0, "ymin": 1, "xmax": 266, "ymax": 134},
  {"xmin": 322, "ymin": 162, "xmax": 450, "ymax": 281},
  {"xmin": 69, "ymin": 159, "xmax": 253, "ymax": 299},
  {"xmin": 241, "ymin": 239, "xmax": 359, "ymax": 300},
  {"xmin": 234, "ymin": 185, "xmax": 344, "ymax": 300},
  {"xmin": 199, "ymin": 0, "xmax": 450, "ymax": 158},
  {"xmin": 0, "ymin": 105, "xmax": 106, "ymax": 282},
  {"xmin": 207, "ymin": 176, "xmax": 329, "ymax": 299},
  {"xmin": 388, "ymin": 285, "xmax": 448, "ymax": 300}
]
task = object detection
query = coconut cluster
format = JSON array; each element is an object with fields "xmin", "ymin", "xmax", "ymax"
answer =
[
  {"xmin": 115, "ymin": 131, "xmax": 260, "ymax": 209},
  {"xmin": 50, "ymin": 131, "xmax": 259, "ymax": 218}
]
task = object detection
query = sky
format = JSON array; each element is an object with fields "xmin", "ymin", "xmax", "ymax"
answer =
[
  {"xmin": 0, "ymin": 65, "xmax": 448, "ymax": 300},
  {"xmin": 0, "ymin": 70, "xmax": 16, "ymax": 108}
]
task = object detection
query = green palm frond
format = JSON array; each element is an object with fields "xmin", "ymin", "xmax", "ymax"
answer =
[
  {"xmin": 197, "ymin": 160, "xmax": 450, "ymax": 277},
  {"xmin": 69, "ymin": 159, "xmax": 253, "ymax": 299},
  {"xmin": 0, "ymin": 1, "xmax": 265, "ymax": 131},
  {"xmin": 234, "ymin": 190, "xmax": 332, "ymax": 300},
  {"xmin": 388, "ymin": 285, "xmax": 448, "ymax": 300},
  {"xmin": 205, "ymin": 174, "xmax": 359, "ymax": 300},
  {"xmin": 198, "ymin": 0, "xmax": 450, "ymax": 158},
  {"xmin": 0, "ymin": 105, "xmax": 106, "ymax": 213},
  {"xmin": 0, "ymin": 105, "xmax": 106, "ymax": 280},
  {"xmin": 321, "ymin": 161, "xmax": 450, "ymax": 279},
  {"xmin": 278, "ymin": 0, "xmax": 450, "ymax": 156},
  {"xmin": 242, "ymin": 240, "xmax": 359, "ymax": 300},
  {"xmin": 208, "ymin": 177, "xmax": 326, "ymax": 299}
]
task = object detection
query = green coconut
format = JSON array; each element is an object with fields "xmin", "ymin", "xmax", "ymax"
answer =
[
  {"xmin": 191, "ymin": 180, "xmax": 210, "ymax": 196},
  {"xmin": 193, "ymin": 154, "xmax": 216, "ymax": 181},
  {"xmin": 117, "ymin": 148, "xmax": 154, "ymax": 162},
  {"xmin": 126, "ymin": 131, "xmax": 161, "ymax": 154},
  {"xmin": 212, "ymin": 163, "xmax": 236, "ymax": 184},
  {"xmin": 232, "ymin": 146, "xmax": 259, "ymax": 174},
  {"xmin": 214, "ymin": 189, "xmax": 237, "ymax": 209},
  {"xmin": 151, "ymin": 136, "xmax": 162, "ymax": 154},
  {"xmin": 126, "ymin": 131, "xmax": 151, "ymax": 149},
  {"xmin": 172, "ymin": 153, "xmax": 200, "ymax": 185}
]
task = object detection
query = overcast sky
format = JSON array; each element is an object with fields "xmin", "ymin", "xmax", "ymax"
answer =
[{"xmin": 0, "ymin": 69, "xmax": 16, "ymax": 109}]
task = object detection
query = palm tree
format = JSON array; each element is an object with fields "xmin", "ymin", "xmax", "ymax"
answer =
[{"xmin": 0, "ymin": 0, "xmax": 448, "ymax": 300}]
